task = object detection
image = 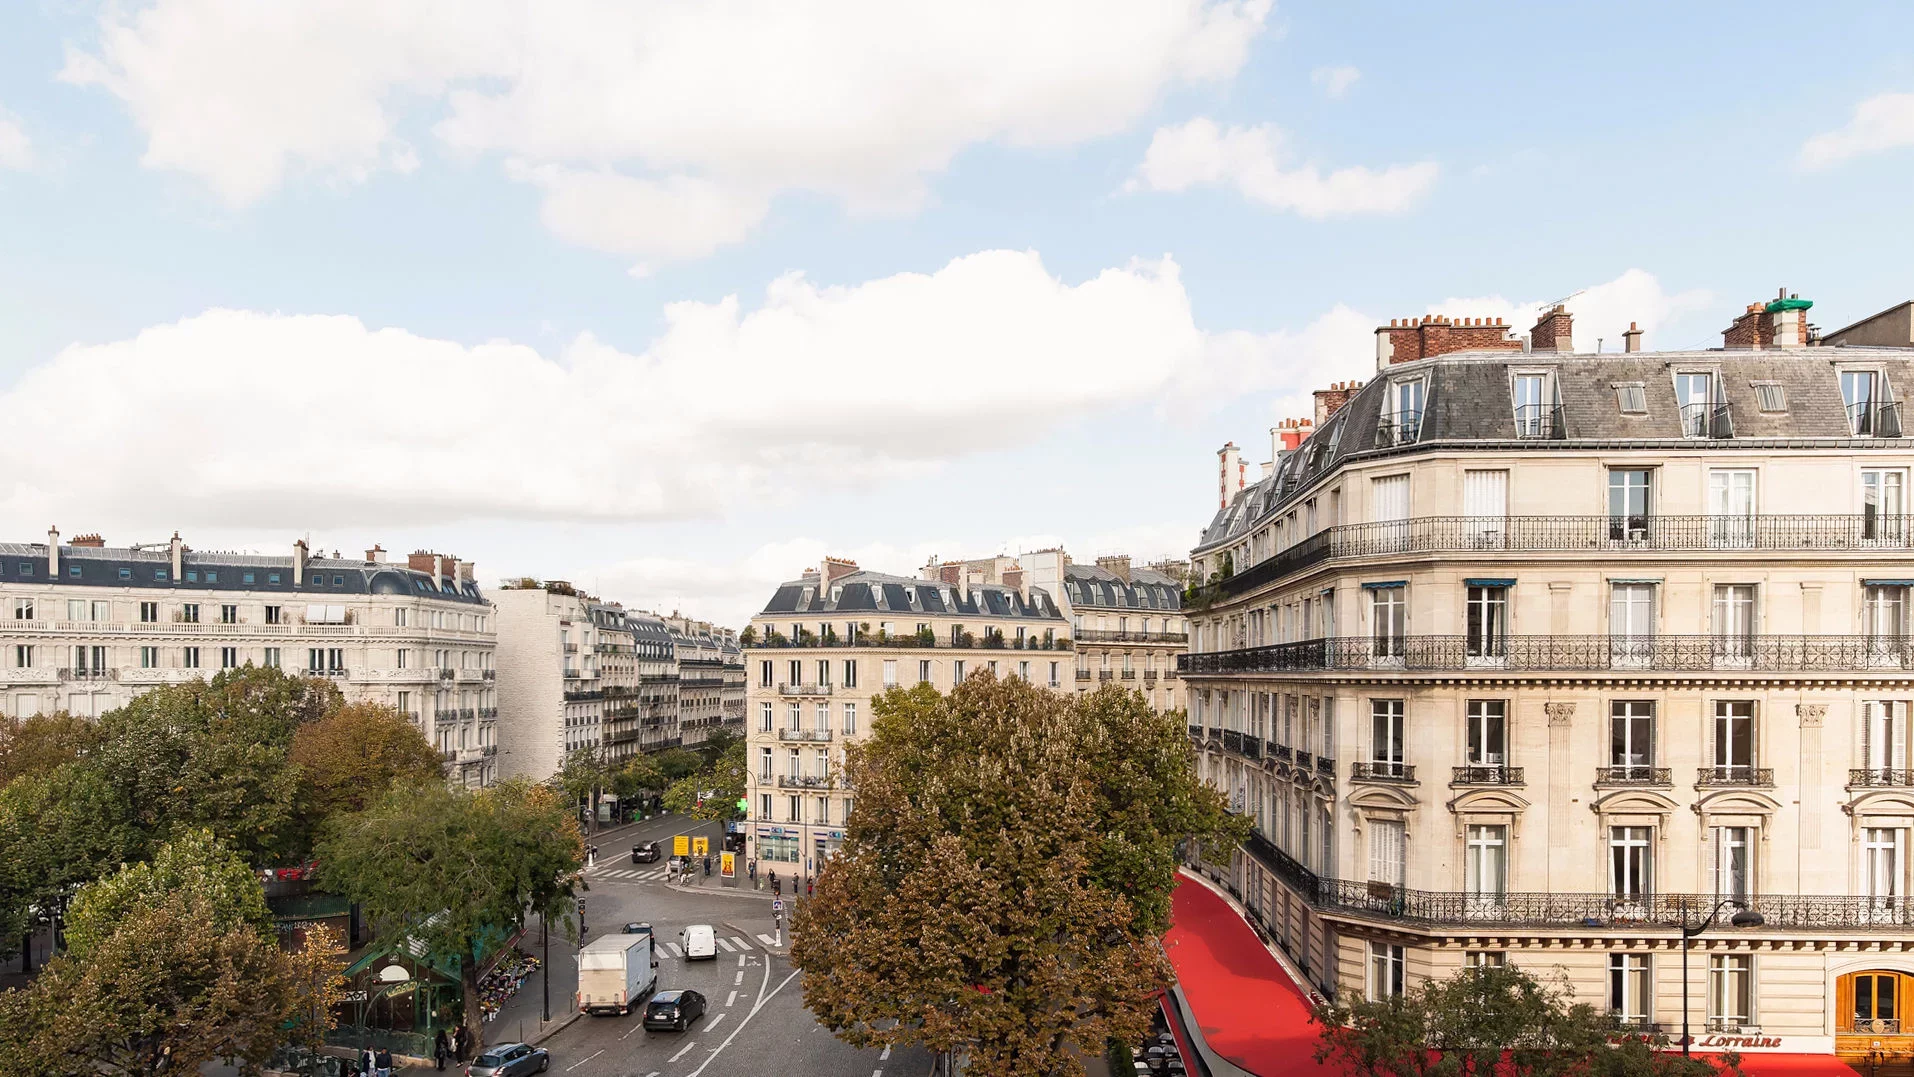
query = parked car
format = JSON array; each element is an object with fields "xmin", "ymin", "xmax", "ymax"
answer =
[
  {"xmin": 642, "ymin": 989, "xmax": 707, "ymax": 1032},
  {"xmin": 631, "ymin": 841, "xmax": 660, "ymax": 864},
  {"xmin": 623, "ymin": 921, "xmax": 652, "ymax": 935},
  {"xmin": 680, "ymin": 924, "xmax": 717, "ymax": 960},
  {"xmin": 465, "ymin": 1043, "xmax": 547, "ymax": 1077}
]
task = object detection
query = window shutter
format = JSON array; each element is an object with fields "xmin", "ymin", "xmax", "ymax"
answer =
[{"xmin": 1896, "ymin": 704, "xmax": 1908, "ymax": 771}]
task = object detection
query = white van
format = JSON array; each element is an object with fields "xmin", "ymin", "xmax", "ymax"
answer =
[{"xmin": 680, "ymin": 924, "xmax": 717, "ymax": 961}]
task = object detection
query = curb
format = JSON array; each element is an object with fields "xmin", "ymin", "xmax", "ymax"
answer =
[
  {"xmin": 662, "ymin": 878, "xmax": 779, "ymax": 902},
  {"xmin": 527, "ymin": 1011, "xmax": 583, "ymax": 1047}
]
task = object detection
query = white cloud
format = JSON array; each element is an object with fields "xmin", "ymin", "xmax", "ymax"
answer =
[
  {"xmin": 1427, "ymin": 268, "xmax": 1714, "ymax": 354},
  {"xmin": 1799, "ymin": 92, "xmax": 1914, "ymax": 170},
  {"xmin": 1310, "ymin": 65, "xmax": 1359, "ymax": 98},
  {"xmin": 63, "ymin": 0, "xmax": 1271, "ymax": 259},
  {"xmin": 0, "ymin": 249, "xmax": 1293, "ymax": 534},
  {"xmin": 0, "ymin": 106, "xmax": 32, "ymax": 170},
  {"xmin": 1126, "ymin": 117, "xmax": 1438, "ymax": 217},
  {"xmin": 506, "ymin": 161, "xmax": 771, "ymax": 270}
]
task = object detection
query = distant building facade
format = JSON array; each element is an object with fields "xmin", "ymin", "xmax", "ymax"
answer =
[{"xmin": 493, "ymin": 581, "xmax": 601, "ymax": 780}]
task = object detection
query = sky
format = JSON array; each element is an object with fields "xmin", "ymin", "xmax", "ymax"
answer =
[{"xmin": 2, "ymin": 1, "xmax": 1914, "ymax": 627}]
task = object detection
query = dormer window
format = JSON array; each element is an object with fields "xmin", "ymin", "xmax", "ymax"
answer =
[
  {"xmin": 1842, "ymin": 369, "xmax": 1903, "ymax": 436},
  {"xmin": 1675, "ymin": 371, "xmax": 1731, "ymax": 439},
  {"xmin": 1511, "ymin": 372, "xmax": 1557, "ymax": 439},
  {"xmin": 1614, "ymin": 382, "xmax": 1647, "ymax": 415},
  {"xmin": 1380, "ymin": 378, "xmax": 1426, "ymax": 447},
  {"xmin": 1751, "ymin": 382, "xmax": 1787, "ymax": 414}
]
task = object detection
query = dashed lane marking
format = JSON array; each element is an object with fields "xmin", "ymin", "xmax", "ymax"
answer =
[
  {"xmin": 736, "ymin": 954, "xmax": 745, "ymax": 968},
  {"xmin": 668, "ymin": 1040, "xmax": 699, "ymax": 1064},
  {"xmin": 733, "ymin": 970, "xmax": 743, "ymax": 985},
  {"xmin": 706, "ymin": 1013, "xmax": 727, "ymax": 1031},
  {"xmin": 880, "ymin": 1047, "xmax": 891, "ymax": 1060},
  {"xmin": 562, "ymin": 1050, "xmax": 602, "ymax": 1071},
  {"xmin": 725, "ymin": 990, "xmax": 736, "ymax": 1007}
]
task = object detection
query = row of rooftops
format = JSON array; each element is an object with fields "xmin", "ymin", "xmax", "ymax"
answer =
[
  {"xmin": 1199, "ymin": 293, "xmax": 1914, "ymax": 555},
  {"xmin": 757, "ymin": 552, "xmax": 1189, "ymax": 620}
]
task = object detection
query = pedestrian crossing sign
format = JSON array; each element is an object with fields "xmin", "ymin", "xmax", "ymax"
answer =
[
  {"xmin": 692, "ymin": 836, "xmax": 710, "ymax": 855},
  {"xmin": 673, "ymin": 835, "xmax": 690, "ymax": 856}
]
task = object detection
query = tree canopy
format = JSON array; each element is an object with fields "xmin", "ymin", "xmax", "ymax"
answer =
[
  {"xmin": 0, "ymin": 713, "xmax": 103, "ymax": 787},
  {"xmin": 64, "ymin": 829, "xmax": 273, "ymax": 959},
  {"xmin": 317, "ymin": 778, "xmax": 583, "ymax": 1050},
  {"xmin": 1313, "ymin": 963, "xmax": 1743, "ymax": 1077},
  {"xmin": 661, "ymin": 736, "xmax": 746, "ymax": 821},
  {"xmin": 289, "ymin": 701, "xmax": 443, "ymax": 826},
  {"xmin": 791, "ymin": 677, "xmax": 1239, "ymax": 1076}
]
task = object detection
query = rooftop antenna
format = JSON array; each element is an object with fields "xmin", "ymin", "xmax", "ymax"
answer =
[{"xmin": 1539, "ymin": 288, "xmax": 1586, "ymax": 312}]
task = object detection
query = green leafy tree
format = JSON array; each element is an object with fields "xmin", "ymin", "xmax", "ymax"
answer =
[
  {"xmin": 792, "ymin": 675, "xmax": 1238, "ymax": 1076},
  {"xmin": 0, "ymin": 888, "xmax": 343, "ymax": 1077},
  {"xmin": 288, "ymin": 702, "xmax": 443, "ymax": 853},
  {"xmin": 654, "ymin": 747, "xmax": 703, "ymax": 781},
  {"xmin": 611, "ymin": 754, "xmax": 666, "ymax": 802},
  {"xmin": 64, "ymin": 830, "xmax": 272, "ymax": 959},
  {"xmin": 554, "ymin": 747, "xmax": 611, "ymax": 832},
  {"xmin": 0, "ymin": 713, "xmax": 103, "ymax": 787},
  {"xmin": 1312, "ymin": 963, "xmax": 1743, "ymax": 1077},
  {"xmin": 0, "ymin": 764, "xmax": 139, "ymax": 961},
  {"xmin": 317, "ymin": 779, "xmax": 583, "ymax": 1052}
]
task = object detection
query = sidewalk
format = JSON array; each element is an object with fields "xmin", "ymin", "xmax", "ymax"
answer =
[{"xmin": 485, "ymin": 918, "xmax": 581, "ymax": 1049}]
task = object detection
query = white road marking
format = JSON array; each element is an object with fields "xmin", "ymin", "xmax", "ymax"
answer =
[
  {"xmin": 733, "ymin": 970, "xmax": 743, "ymax": 985},
  {"xmin": 871, "ymin": 1070, "xmax": 882, "ymax": 1077},
  {"xmin": 736, "ymin": 954, "xmax": 745, "ymax": 968},
  {"xmin": 662, "ymin": 942, "xmax": 684, "ymax": 959},
  {"xmin": 880, "ymin": 1046, "xmax": 891, "ymax": 1060},
  {"xmin": 706, "ymin": 1012, "xmax": 727, "ymax": 1031},
  {"xmin": 756, "ymin": 933, "xmax": 778, "ymax": 947},
  {"xmin": 621, "ymin": 1022, "xmax": 646, "ymax": 1040},
  {"xmin": 715, "ymin": 938, "xmax": 736, "ymax": 952},
  {"xmin": 563, "ymin": 1050, "xmax": 602, "ymax": 1071},
  {"xmin": 725, "ymin": 990, "xmax": 737, "ymax": 1007},
  {"xmin": 668, "ymin": 1040, "xmax": 699, "ymax": 1063},
  {"xmin": 644, "ymin": 1072, "xmax": 660, "ymax": 1077},
  {"xmin": 728, "ymin": 936, "xmax": 752, "ymax": 950},
  {"xmin": 681, "ymin": 965, "xmax": 797, "ymax": 1077}
]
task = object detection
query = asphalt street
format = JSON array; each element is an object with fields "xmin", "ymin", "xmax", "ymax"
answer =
[{"xmin": 490, "ymin": 813, "xmax": 935, "ymax": 1077}]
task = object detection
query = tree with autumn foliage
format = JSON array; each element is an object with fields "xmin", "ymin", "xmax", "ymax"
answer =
[
  {"xmin": 287, "ymin": 701, "xmax": 444, "ymax": 850},
  {"xmin": 317, "ymin": 778, "xmax": 583, "ymax": 1053},
  {"xmin": 1312, "ymin": 962, "xmax": 1742, "ymax": 1077},
  {"xmin": 791, "ymin": 676, "xmax": 1242, "ymax": 1076}
]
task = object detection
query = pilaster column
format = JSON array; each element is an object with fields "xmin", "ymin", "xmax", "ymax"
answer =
[{"xmin": 1546, "ymin": 701, "xmax": 1575, "ymax": 890}]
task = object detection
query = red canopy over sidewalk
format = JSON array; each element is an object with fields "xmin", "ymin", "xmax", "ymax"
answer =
[{"xmin": 1163, "ymin": 873, "xmax": 1859, "ymax": 1077}]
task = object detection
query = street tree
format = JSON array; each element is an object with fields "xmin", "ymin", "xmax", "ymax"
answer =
[
  {"xmin": 792, "ymin": 675, "xmax": 1239, "ymax": 1076},
  {"xmin": 64, "ymin": 829, "xmax": 272, "ymax": 958},
  {"xmin": 654, "ymin": 747, "xmax": 703, "ymax": 781},
  {"xmin": 288, "ymin": 701, "xmax": 444, "ymax": 850},
  {"xmin": 0, "ymin": 887, "xmax": 343, "ymax": 1077},
  {"xmin": 0, "ymin": 713, "xmax": 102, "ymax": 787},
  {"xmin": 317, "ymin": 778, "xmax": 583, "ymax": 1052},
  {"xmin": 554, "ymin": 747, "xmax": 611, "ymax": 833},
  {"xmin": 1312, "ymin": 963, "xmax": 1743, "ymax": 1077},
  {"xmin": 0, "ymin": 764, "xmax": 139, "ymax": 963},
  {"xmin": 660, "ymin": 737, "xmax": 746, "ymax": 821},
  {"xmin": 611, "ymin": 754, "xmax": 666, "ymax": 803}
]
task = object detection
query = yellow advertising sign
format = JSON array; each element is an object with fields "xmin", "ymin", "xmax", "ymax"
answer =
[
  {"xmin": 721, "ymin": 851, "xmax": 736, "ymax": 878},
  {"xmin": 672, "ymin": 835, "xmax": 689, "ymax": 856},
  {"xmin": 692, "ymin": 836, "xmax": 710, "ymax": 855}
]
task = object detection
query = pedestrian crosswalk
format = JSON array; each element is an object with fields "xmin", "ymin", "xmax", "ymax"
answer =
[
  {"xmin": 590, "ymin": 866, "xmax": 673, "ymax": 881},
  {"xmin": 617, "ymin": 934, "xmax": 765, "ymax": 960}
]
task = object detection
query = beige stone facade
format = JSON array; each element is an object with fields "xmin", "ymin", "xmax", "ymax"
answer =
[
  {"xmin": 493, "ymin": 582, "xmax": 603, "ymax": 781},
  {"xmin": 1181, "ymin": 305, "xmax": 1914, "ymax": 1061},
  {"xmin": 741, "ymin": 560, "xmax": 1069, "ymax": 877},
  {"xmin": 0, "ymin": 531, "xmax": 498, "ymax": 786}
]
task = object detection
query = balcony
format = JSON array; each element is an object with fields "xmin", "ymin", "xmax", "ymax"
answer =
[
  {"xmin": 1076, "ymin": 670, "xmax": 1092, "ymax": 682},
  {"xmin": 0, "ymin": 667, "xmax": 60, "ymax": 685},
  {"xmin": 437, "ymin": 668, "xmax": 455, "ymax": 680},
  {"xmin": 1679, "ymin": 400, "xmax": 1735, "ymax": 439},
  {"xmin": 1851, "ymin": 769, "xmax": 1914, "ymax": 788},
  {"xmin": 1182, "ymin": 634, "xmax": 1914, "ymax": 676},
  {"xmin": 1511, "ymin": 403, "xmax": 1566, "ymax": 441},
  {"xmin": 1073, "ymin": 630, "xmax": 1190, "ymax": 644},
  {"xmin": 777, "ymin": 728, "xmax": 833, "ymax": 742},
  {"xmin": 1294, "ymin": 750, "xmax": 1313, "ymax": 770},
  {"xmin": 457, "ymin": 707, "xmax": 476, "ymax": 721},
  {"xmin": 1270, "ymin": 743, "xmax": 1292, "ymax": 763},
  {"xmin": 482, "ymin": 669, "xmax": 496, "ymax": 680},
  {"xmin": 1143, "ymin": 670, "xmax": 1158, "ymax": 682},
  {"xmin": 563, "ymin": 643, "xmax": 579, "ymax": 653},
  {"xmin": 1098, "ymin": 670, "xmax": 1114, "ymax": 681},
  {"xmin": 1595, "ymin": 766, "xmax": 1672, "ymax": 786},
  {"xmin": 1119, "ymin": 670, "xmax": 1136, "ymax": 680},
  {"xmin": 1695, "ymin": 766, "xmax": 1774, "ymax": 787},
  {"xmin": 1187, "ymin": 724, "xmax": 1203, "ymax": 741},
  {"xmin": 1374, "ymin": 409, "xmax": 1422, "ymax": 448},
  {"xmin": 57, "ymin": 667, "xmax": 117, "ymax": 681},
  {"xmin": 307, "ymin": 668, "xmax": 348, "ymax": 678},
  {"xmin": 1199, "ymin": 513, "xmax": 1914, "ymax": 604},
  {"xmin": 776, "ymin": 775, "xmax": 838, "ymax": 790},
  {"xmin": 1316, "ymin": 755, "xmax": 1336, "ymax": 777},
  {"xmin": 1351, "ymin": 762, "xmax": 1415, "ymax": 783},
  {"xmin": 777, "ymin": 682, "xmax": 832, "ymax": 696},
  {"xmin": 1452, "ymin": 765, "xmax": 1525, "ymax": 786},
  {"xmin": 1848, "ymin": 399, "xmax": 1905, "ymax": 438}
]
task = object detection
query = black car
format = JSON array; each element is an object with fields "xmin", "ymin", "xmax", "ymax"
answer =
[
  {"xmin": 632, "ymin": 841, "xmax": 661, "ymax": 864},
  {"xmin": 642, "ymin": 989, "xmax": 706, "ymax": 1032}
]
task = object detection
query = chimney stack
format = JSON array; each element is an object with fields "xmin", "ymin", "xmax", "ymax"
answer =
[
  {"xmin": 1095, "ymin": 554, "xmax": 1133, "ymax": 583},
  {"xmin": 1530, "ymin": 305, "xmax": 1575, "ymax": 353},
  {"xmin": 292, "ymin": 539, "xmax": 307, "ymax": 586},
  {"xmin": 822, "ymin": 556, "xmax": 859, "ymax": 588},
  {"xmin": 1376, "ymin": 316, "xmax": 1521, "ymax": 371},
  {"xmin": 70, "ymin": 533, "xmax": 104, "ymax": 548},
  {"xmin": 47, "ymin": 526, "xmax": 58, "ymax": 578},
  {"xmin": 1622, "ymin": 322, "xmax": 1643, "ymax": 353},
  {"xmin": 1314, "ymin": 380, "xmax": 1363, "ymax": 426},
  {"xmin": 1217, "ymin": 442, "xmax": 1244, "ymax": 508},
  {"xmin": 1724, "ymin": 290, "xmax": 1813, "ymax": 350},
  {"xmin": 170, "ymin": 532, "xmax": 183, "ymax": 582},
  {"xmin": 365, "ymin": 544, "xmax": 385, "ymax": 563}
]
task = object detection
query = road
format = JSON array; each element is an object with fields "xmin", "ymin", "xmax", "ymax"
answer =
[{"xmin": 491, "ymin": 813, "xmax": 936, "ymax": 1077}]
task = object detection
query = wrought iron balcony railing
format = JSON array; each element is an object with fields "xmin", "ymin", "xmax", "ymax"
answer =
[
  {"xmin": 1222, "ymin": 729, "xmax": 1243, "ymax": 753},
  {"xmin": 1679, "ymin": 401, "xmax": 1735, "ymax": 439},
  {"xmin": 1512, "ymin": 403, "xmax": 1566, "ymax": 441},
  {"xmin": 1073, "ymin": 630, "xmax": 1190, "ymax": 644},
  {"xmin": 1077, "ymin": 670, "xmax": 1092, "ymax": 681},
  {"xmin": 1182, "ymin": 634, "xmax": 1914, "ymax": 675},
  {"xmin": 1375, "ymin": 409, "xmax": 1423, "ymax": 448},
  {"xmin": 1295, "ymin": 750, "xmax": 1314, "ymax": 770},
  {"xmin": 1452, "ymin": 765, "xmax": 1525, "ymax": 785},
  {"xmin": 1848, "ymin": 399, "xmax": 1906, "ymax": 438},
  {"xmin": 1696, "ymin": 766, "xmax": 1774, "ymax": 787},
  {"xmin": 1850, "ymin": 769, "xmax": 1914, "ymax": 787},
  {"xmin": 776, "ymin": 774, "xmax": 838, "ymax": 790},
  {"xmin": 1352, "ymin": 761, "xmax": 1415, "ymax": 782},
  {"xmin": 1231, "ymin": 830, "xmax": 1914, "ymax": 929},
  {"xmin": 777, "ymin": 728, "xmax": 832, "ymax": 742},
  {"xmin": 1596, "ymin": 766, "xmax": 1672, "ymax": 786},
  {"xmin": 1200, "ymin": 512, "xmax": 1914, "ymax": 602},
  {"xmin": 1317, "ymin": 755, "xmax": 1336, "ymax": 777},
  {"xmin": 777, "ymin": 682, "xmax": 832, "ymax": 696},
  {"xmin": 1271, "ymin": 743, "xmax": 1292, "ymax": 763}
]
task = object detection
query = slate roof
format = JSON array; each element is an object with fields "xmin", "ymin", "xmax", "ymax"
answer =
[
  {"xmin": 758, "ymin": 569, "xmax": 1065, "ymax": 621},
  {"xmin": 0, "ymin": 541, "xmax": 487, "ymax": 604},
  {"xmin": 1197, "ymin": 345, "xmax": 1914, "ymax": 554},
  {"xmin": 1061, "ymin": 563, "xmax": 1183, "ymax": 611}
]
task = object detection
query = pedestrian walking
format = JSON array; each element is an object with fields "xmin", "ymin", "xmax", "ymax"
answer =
[
  {"xmin": 375, "ymin": 1046, "xmax": 393, "ymax": 1077},
  {"xmin": 703, "ymin": 854, "xmax": 711, "ymax": 877},
  {"xmin": 454, "ymin": 1026, "xmax": 470, "ymax": 1065},
  {"xmin": 359, "ymin": 1046, "xmax": 376, "ymax": 1077},
  {"xmin": 434, "ymin": 1030, "xmax": 450, "ymax": 1071},
  {"xmin": 773, "ymin": 877, "xmax": 782, "ymax": 896},
  {"xmin": 806, "ymin": 878, "xmax": 814, "ymax": 898}
]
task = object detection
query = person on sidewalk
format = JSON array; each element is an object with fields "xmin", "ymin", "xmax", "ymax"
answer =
[
  {"xmin": 454, "ymin": 1026, "xmax": 470, "ymax": 1065},
  {"xmin": 374, "ymin": 1046, "xmax": 393, "ymax": 1077},
  {"xmin": 434, "ymin": 1029, "xmax": 450, "ymax": 1071},
  {"xmin": 359, "ymin": 1046, "xmax": 376, "ymax": 1077}
]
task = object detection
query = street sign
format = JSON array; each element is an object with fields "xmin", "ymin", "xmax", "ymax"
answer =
[
  {"xmin": 692, "ymin": 836, "xmax": 709, "ymax": 855},
  {"xmin": 721, "ymin": 851, "xmax": 735, "ymax": 878},
  {"xmin": 771, "ymin": 899, "xmax": 784, "ymax": 913},
  {"xmin": 672, "ymin": 835, "xmax": 689, "ymax": 856}
]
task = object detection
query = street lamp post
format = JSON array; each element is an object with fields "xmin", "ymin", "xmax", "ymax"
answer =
[{"xmin": 1679, "ymin": 899, "xmax": 1766, "ymax": 1056}]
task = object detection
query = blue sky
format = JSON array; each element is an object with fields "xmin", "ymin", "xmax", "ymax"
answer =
[{"xmin": 1, "ymin": 1, "xmax": 1912, "ymax": 624}]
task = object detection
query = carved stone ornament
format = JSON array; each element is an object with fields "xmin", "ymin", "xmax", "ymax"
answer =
[
  {"xmin": 1796, "ymin": 703, "xmax": 1826, "ymax": 727},
  {"xmin": 1545, "ymin": 702, "xmax": 1576, "ymax": 726}
]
